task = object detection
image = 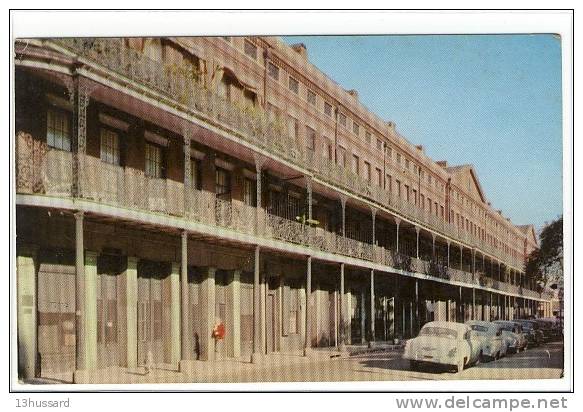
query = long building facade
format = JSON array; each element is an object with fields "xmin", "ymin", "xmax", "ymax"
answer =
[{"xmin": 14, "ymin": 36, "xmax": 554, "ymax": 382}]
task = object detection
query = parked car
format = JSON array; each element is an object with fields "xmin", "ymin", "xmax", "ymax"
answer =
[
  {"xmin": 403, "ymin": 321, "xmax": 481, "ymax": 373},
  {"xmin": 532, "ymin": 319, "xmax": 555, "ymax": 342},
  {"xmin": 466, "ymin": 320, "xmax": 506, "ymax": 361},
  {"xmin": 540, "ymin": 317, "xmax": 563, "ymax": 340},
  {"xmin": 493, "ymin": 321, "xmax": 525, "ymax": 354},
  {"xmin": 514, "ymin": 319, "xmax": 544, "ymax": 347}
]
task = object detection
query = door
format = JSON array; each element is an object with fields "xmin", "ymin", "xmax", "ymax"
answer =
[
  {"xmin": 137, "ymin": 261, "xmax": 165, "ymax": 366},
  {"xmin": 214, "ymin": 271, "xmax": 228, "ymax": 359},
  {"xmin": 266, "ymin": 293, "xmax": 276, "ymax": 353},
  {"xmin": 240, "ymin": 272, "xmax": 254, "ymax": 358},
  {"xmin": 187, "ymin": 268, "xmax": 201, "ymax": 360},
  {"xmin": 37, "ymin": 250, "xmax": 76, "ymax": 380},
  {"xmin": 96, "ymin": 255, "xmax": 122, "ymax": 368}
]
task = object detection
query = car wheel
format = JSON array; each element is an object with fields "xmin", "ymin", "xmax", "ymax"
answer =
[
  {"xmin": 456, "ymin": 358, "xmax": 465, "ymax": 373},
  {"xmin": 495, "ymin": 351, "xmax": 500, "ymax": 360},
  {"xmin": 409, "ymin": 360, "xmax": 419, "ymax": 371},
  {"xmin": 478, "ymin": 351, "xmax": 484, "ymax": 364}
]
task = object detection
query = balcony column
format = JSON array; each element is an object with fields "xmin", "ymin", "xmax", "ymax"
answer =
[
  {"xmin": 306, "ymin": 176, "xmax": 313, "ymax": 244},
  {"xmin": 459, "ymin": 245, "xmax": 464, "ymax": 271},
  {"xmin": 395, "ymin": 218, "xmax": 401, "ymax": 254},
  {"xmin": 471, "ymin": 288, "xmax": 476, "ymax": 320},
  {"xmin": 369, "ymin": 207, "xmax": 377, "ymax": 244},
  {"xmin": 447, "ymin": 241, "xmax": 451, "ymax": 267},
  {"xmin": 183, "ymin": 128, "xmax": 191, "ymax": 212},
  {"xmin": 74, "ymin": 211, "xmax": 86, "ymax": 371},
  {"xmin": 304, "ymin": 256, "xmax": 312, "ymax": 356},
  {"xmin": 339, "ymin": 263, "xmax": 346, "ymax": 351},
  {"xmin": 251, "ymin": 246, "xmax": 262, "ymax": 363},
  {"xmin": 72, "ymin": 77, "xmax": 96, "ymax": 197},
  {"xmin": 17, "ymin": 245, "xmax": 37, "ymax": 380},
  {"xmin": 340, "ymin": 194, "xmax": 347, "ymax": 237},
  {"xmin": 254, "ymin": 154, "xmax": 267, "ymax": 236},
  {"xmin": 180, "ymin": 231, "xmax": 189, "ymax": 368},
  {"xmin": 431, "ymin": 234, "xmax": 436, "ymax": 258},
  {"xmin": 368, "ymin": 269, "xmax": 375, "ymax": 347},
  {"xmin": 415, "ymin": 226, "xmax": 420, "ymax": 259}
]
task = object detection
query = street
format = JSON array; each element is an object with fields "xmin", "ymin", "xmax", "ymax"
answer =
[{"xmin": 34, "ymin": 341, "xmax": 562, "ymax": 384}]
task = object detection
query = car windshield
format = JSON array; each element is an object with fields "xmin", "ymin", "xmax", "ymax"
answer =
[
  {"xmin": 498, "ymin": 325, "xmax": 514, "ymax": 332},
  {"xmin": 419, "ymin": 326, "xmax": 458, "ymax": 339},
  {"xmin": 469, "ymin": 325, "xmax": 489, "ymax": 334}
]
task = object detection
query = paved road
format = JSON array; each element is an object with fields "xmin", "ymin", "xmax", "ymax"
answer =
[{"xmin": 196, "ymin": 341, "xmax": 564, "ymax": 383}]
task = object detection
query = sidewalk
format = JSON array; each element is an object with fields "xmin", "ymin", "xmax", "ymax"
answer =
[{"xmin": 25, "ymin": 342, "xmax": 405, "ymax": 385}]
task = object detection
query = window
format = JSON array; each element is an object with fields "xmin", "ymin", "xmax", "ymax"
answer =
[
  {"xmin": 412, "ymin": 189, "xmax": 417, "ymax": 205},
  {"xmin": 244, "ymin": 40, "xmax": 257, "ymax": 59},
  {"xmin": 145, "ymin": 142, "xmax": 163, "ymax": 178},
  {"xmin": 100, "ymin": 128, "xmax": 120, "ymax": 165},
  {"xmin": 305, "ymin": 126, "xmax": 316, "ymax": 151},
  {"xmin": 46, "ymin": 108, "xmax": 71, "ymax": 151},
  {"xmin": 215, "ymin": 167, "xmax": 231, "ymax": 200},
  {"xmin": 289, "ymin": 116, "xmax": 299, "ymax": 140},
  {"xmin": 405, "ymin": 185, "xmax": 410, "ymax": 202},
  {"xmin": 428, "ymin": 174, "xmax": 432, "ymax": 184},
  {"xmin": 364, "ymin": 161, "xmax": 371, "ymax": 182},
  {"xmin": 420, "ymin": 194, "xmax": 425, "ymax": 209},
  {"xmin": 396, "ymin": 153, "xmax": 402, "ymax": 164},
  {"xmin": 339, "ymin": 112, "xmax": 347, "ymax": 127},
  {"xmin": 243, "ymin": 178, "xmax": 257, "ymax": 206},
  {"xmin": 288, "ymin": 76, "xmax": 299, "ymax": 94},
  {"xmin": 376, "ymin": 138, "xmax": 383, "ymax": 150},
  {"xmin": 324, "ymin": 102, "xmax": 333, "ymax": 117},
  {"xmin": 307, "ymin": 89, "xmax": 317, "ymax": 106},
  {"xmin": 338, "ymin": 146, "xmax": 347, "ymax": 167},
  {"xmin": 267, "ymin": 62, "xmax": 279, "ymax": 80},
  {"xmin": 405, "ymin": 158, "xmax": 410, "ymax": 170},
  {"xmin": 352, "ymin": 122, "xmax": 360, "ymax": 136},
  {"xmin": 352, "ymin": 154, "xmax": 360, "ymax": 174},
  {"xmin": 365, "ymin": 131, "xmax": 372, "ymax": 145},
  {"xmin": 190, "ymin": 158, "xmax": 202, "ymax": 190},
  {"xmin": 376, "ymin": 168, "xmax": 382, "ymax": 187},
  {"xmin": 325, "ymin": 140, "xmax": 333, "ymax": 160},
  {"xmin": 396, "ymin": 180, "xmax": 401, "ymax": 197},
  {"xmin": 386, "ymin": 174, "xmax": 392, "ymax": 192}
]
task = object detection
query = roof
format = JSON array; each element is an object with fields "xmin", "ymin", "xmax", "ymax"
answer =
[
  {"xmin": 422, "ymin": 321, "xmax": 469, "ymax": 333},
  {"xmin": 446, "ymin": 164, "xmax": 487, "ymax": 204}
]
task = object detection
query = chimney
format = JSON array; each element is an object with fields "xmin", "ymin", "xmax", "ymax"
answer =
[
  {"xmin": 387, "ymin": 121, "xmax": 396, "ymax": 132},
  {"xmin": 436, "ymin": 160, "xmax": 448, "ymax": 168},
  {"xmin": 291, "ymin": 43, "xmax": 308, "ymax": 59},
  {"xmin": 415, "ymin": 145, "xmax": 424, "ymax": 153},
  {"xmin": 347, "ymin": 89, "xmax": 359, "ymax": 100}
]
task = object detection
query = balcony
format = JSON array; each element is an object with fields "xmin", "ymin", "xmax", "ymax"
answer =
[
  {"xmin": 45, "ymin": 37, "xmax": 524, "ymax": 271},
  {"xmin": 16, "ymin": 131, "xmax": 546, "ymax": 300}
]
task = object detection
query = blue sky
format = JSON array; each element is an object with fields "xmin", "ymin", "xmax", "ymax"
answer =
[{"xmin": 283, "ymin": 35, "xmax": 563, "ymax": 231}]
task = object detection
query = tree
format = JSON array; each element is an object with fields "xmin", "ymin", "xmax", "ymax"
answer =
[{"xmin": 526, "ymin": 216, "xmax": 563, "ymax": 288}]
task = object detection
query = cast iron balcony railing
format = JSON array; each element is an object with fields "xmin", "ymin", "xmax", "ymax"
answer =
[
  {"xmin": 42, "ymin": 37, "xmax": 523, "ymax": 270},
  {"xmin": 16, "ymin": 132, "xmax": 546, "ymax": 299}
]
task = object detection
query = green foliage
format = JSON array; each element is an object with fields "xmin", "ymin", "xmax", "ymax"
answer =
[{"xmin": 526, "ymin": 216, "xmax": 563, "ymax": 287}]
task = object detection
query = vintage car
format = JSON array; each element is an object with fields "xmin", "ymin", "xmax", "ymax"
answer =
[
  {"xmin": 466, "ymin": 320, "xmax": 506, "ymax": 361},
  {"xmin": 514, "ymin": 319, "xmax": 544, "ymax": 347},
  {"xmin": 494, "ymin": 320, "xmax": 527, "ymax": 353},
  {"xmin": 403, "ymin": 321, "xmax": 481, "ymax": 373}
]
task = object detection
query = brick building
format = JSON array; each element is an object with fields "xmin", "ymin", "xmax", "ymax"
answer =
[{"xmin": 14, "ymin": 36, "xmax": 554, "ymax": 382}]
